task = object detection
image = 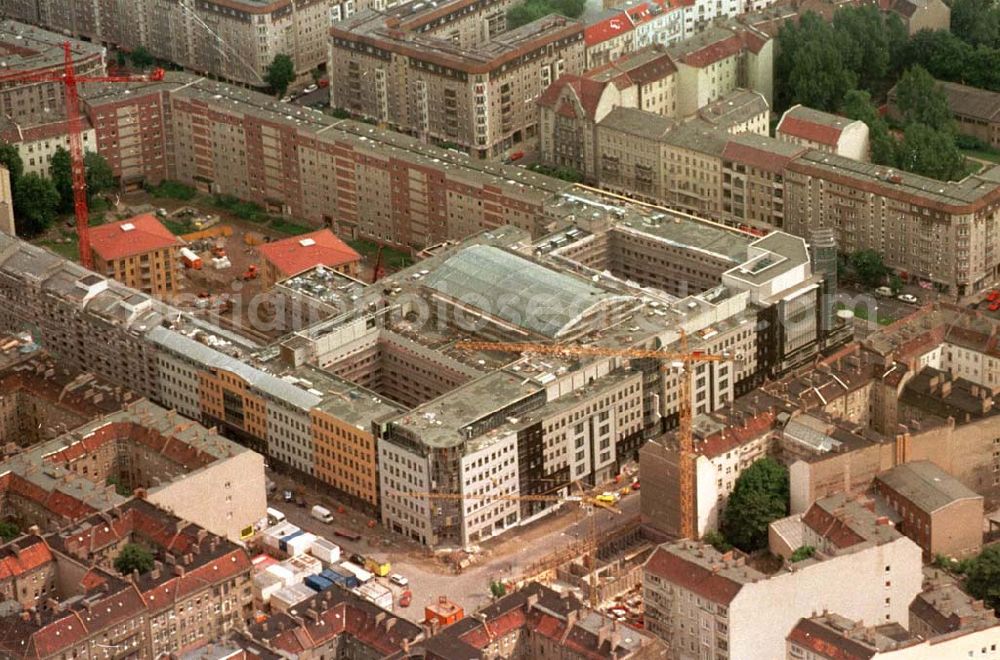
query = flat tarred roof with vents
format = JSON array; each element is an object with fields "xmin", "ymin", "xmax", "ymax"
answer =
[
  {"xmin": 89, "ymin": 214, "xmax": 182, "ymax": 261},
  {"xmin": 259, "ymin": 229, "xmax": 361, "ymax": 278}
]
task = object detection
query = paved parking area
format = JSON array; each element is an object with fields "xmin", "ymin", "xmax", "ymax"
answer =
[{"xmin": 263, "ymin": 471, "xmax": 640, "ymax": 623}]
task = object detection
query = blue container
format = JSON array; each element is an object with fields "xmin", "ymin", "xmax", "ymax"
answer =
[{"xmin": 304, "ymin": 575, "xmax": 334, "ymax": 592}]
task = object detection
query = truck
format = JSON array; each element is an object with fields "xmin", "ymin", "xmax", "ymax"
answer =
[
  {"xmin": 266, "ymin": 507, "xmax": 286, "ymax": 525},
  {"xmin": 311, "ymin": 505, "xmax": 334, "ymax": 524},
  {"xmin": 180, "ymin": 247, "xmax": 202, "ymax": 270},
  {"xmin": 364, "ymin": 556, "xmax": 391, "ymax": 578}
]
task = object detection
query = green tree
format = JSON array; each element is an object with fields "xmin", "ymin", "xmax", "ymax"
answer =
[
  {"xmin": 129, "ymin": 46, "xmax": 154, "ymax": 69},
  {"xmin": 507, "ymin": 0, "xmax": 585, "ymax": 29},
  {"xmin": 265, "ymin": 54, "xmax": 296, "ymax": 97},
  {"xmin": 0, "ymin": 142, "xmax": 24, "ymax": 184},
  {"xmin": 896, "ymin": 122, "xmax": 967, "ymax": 181},
  {"xmin": 776, "ymin": 14, "xmax": 857, "ymax": 111},
  {"xmin": 489, "ymin": 580, "xmax": 507, "ymax": 599},
  {"xmin": 790, "ymin": 545, "xmax": 816, "ymax": 562},
  {"xmin": 832, "ymin": 5, "xmax": 894, "ymax": 94},
  {"xmin": 950, "ymin": 0, "xmax": 1000, "ymax": 48},
  {"xmin": 84, "ymin": 151, "xmax": 115, "ymax": 199},
  {"xmin": 720, "ymin": 458, "xmax": 789, "ymax": 553},
  {"xmin": 114, "ymin": 543, "xmax": 155, "ymax": 576},
  {"xmin": 894, "ymin": 65, "xmax": 955, "ymax": 133},
  {"xmin": 0, "ymin": 521, "xmax": 18, "ymax": 542},
  {"xmin": 841, "ymin": 89, "xmax": 897, "ymax": 166},
  {"xmin": 889, "ymin": 273, "xmax": 904, "ymax": 294},
  {"xmin": 105, "ymin": 476, "xmax": 132, "ymax": 497},
  {"xmin": 115, "ymin": 50, "xmax": 127, "ymax": 68},
  {"xmin": 13, "ymin": 173, "xmax": 59, "ymax": 237},
  {"xmin": 850, "ymin": 249, "xmax": 889, "ymax": 287},
  {"xmin": 964, "ymin": 545, "xmax": 1000, "ymax": 611},
  {"xmin": 49, "ymin": 146, "xmax": 74, "ymax": 213},
  {"xmin": 703, "ymin": 530, "xmax": 732, "ymax": 553}
]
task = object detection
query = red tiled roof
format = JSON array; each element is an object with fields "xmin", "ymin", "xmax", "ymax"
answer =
[
  {"xmin": 683, "ymin": 34, "xmax": 744, "ymax": 67},
  {"xmin": 584, "ymin": 13, "xmax": 634, "ymax": 46},
  {"xmin": 460, "ymin": 609, "xmax": 528, "ymax": 648},
  {"xmin": 537, "ymin": 75, "xmax": 613, "ymax": 121},
  {"xmin": 258, "ymin": 229, "xmax": 360, "ymax": 278},
  {"xmin": 644, "ymin": 546, "xmax": 744, "ymax": 604},
  {"xmin": 778, "ymin": 115, "xmax": 843, "ymax": 147},
  {"xmin": 696, "ymin": 411, "xmax": 775, "ymax": 458},
  {"xmin": 787, "ymin": 618, "xmax": 876, "ymax": 660},
  {"xmin": 0, "ymin": 541, "xmax": 52, "ymax": 580},
  {"xmin": 802, "ymin": 503, "xmax": 865, "ymax": 549},
  {"xmin": 89, "ymin": 214, "xmax": 182, "ymax": 261}
]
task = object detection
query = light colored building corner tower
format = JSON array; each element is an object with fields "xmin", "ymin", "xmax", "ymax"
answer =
[{"xmin": 0, "ymin": 166, "xmax": 13, "ymax": 236}]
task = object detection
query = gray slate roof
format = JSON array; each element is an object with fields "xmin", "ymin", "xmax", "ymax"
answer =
[{"xmin": 876, "ymin": 461, "xmax": 981, "ymax": 514}]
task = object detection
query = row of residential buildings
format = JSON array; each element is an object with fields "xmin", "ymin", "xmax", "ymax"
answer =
[
  {"xmin": 1, "ymin": 0, "xmax": 335, "ymax": 86},
  {"xmin": 537, "ymin": 38, "xmax": 1000, "ymax": 296},
  {"xmin": 0, "ymin": 170, "xmax": 853, "ymax": 547},
  {"xmin": 641, "ymin": 301, "xmax": 1000, "ymax": 561},
  {"xmin": 642, "ymin": 490, "xmax": 1000, "ymax": 659},
  {"xmin": 0, "ymin": 18, "xmax": 988, "ymax": 297}
]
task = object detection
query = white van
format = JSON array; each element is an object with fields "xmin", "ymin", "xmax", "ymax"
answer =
[
  {"xmin": 311, "ymin": 505, "xmax": 334, "ymax": 524},
  {"xmin": 266, "ymin": 507, "xmax": 286, "ymax": 525}
]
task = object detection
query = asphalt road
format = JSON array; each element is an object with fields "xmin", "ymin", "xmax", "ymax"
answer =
[{"xmin": 268, "ymin": 486, "xmax": 640, "ymax": 623}]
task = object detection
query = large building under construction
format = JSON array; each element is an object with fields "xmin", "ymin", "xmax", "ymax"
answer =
[{"xmin": 0, "ymin": 182, "xmax": 849, "ymax": 547}]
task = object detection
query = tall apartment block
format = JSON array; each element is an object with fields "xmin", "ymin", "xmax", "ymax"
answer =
[
  {"xmin": 0, "ymin": 21, "xmax": 106, "ymax": 125},
  {"xmin": 79, "ymin": 72, "xmax": 570, "ymax": 249},
  {"xmin": 2, "ymin": 0, "xmax": 332, "ymax": 86},
  {"xmin": 329, "ymin": 0, "xmax": 586, "ymax": 158},
  {"xmin": 0, "ymin": 178, "xmax": 846, "ymax": 548}
]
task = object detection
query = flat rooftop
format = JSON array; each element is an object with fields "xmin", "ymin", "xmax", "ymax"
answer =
[
  {"xmin": 388, "ymin": 370, "xmax": 542, "ymax": 449},
  {"xmin": 789, "ymin": 149, "xmax": 1000, "ymax": 207},
  {"xmin": 0, "ymin": 20, "xmax": 103, "ymax": 74},
  {"xmin": 287, "ymin": 364, "xmax": 405, "ymax": 428},
  {"xmin": 614, "ymin": 208, "xmax": 752, "ymax": 263}
]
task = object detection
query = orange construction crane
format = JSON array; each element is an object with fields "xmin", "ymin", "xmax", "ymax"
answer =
[
  {"xmin": 391, "ymin": 484, "xmax": 619, "ymax": 609},
  {"xmin": 0, "ymin": 44, "xmax": 164, "ymax": 268},
  {"xmin": 454, "ymin": 337, "xmax": 727, "ymax": 540}
]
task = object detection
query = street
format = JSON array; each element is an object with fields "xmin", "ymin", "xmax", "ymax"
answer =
[{"xmin": 265, "ymin": 475, "xmax": 640, "ymax": 623}]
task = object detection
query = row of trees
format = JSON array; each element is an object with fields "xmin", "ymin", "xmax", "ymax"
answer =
[
  {"xmin": 507, "ymin": 0, "xmax": 586, "ymax": 29},
  {"xmin": 776, "ymin": 7, "xmax": 975, "ymax": 181},
  {"xmin": 0, "ymin": 144, "xmax": 115, "ymax": 238}
]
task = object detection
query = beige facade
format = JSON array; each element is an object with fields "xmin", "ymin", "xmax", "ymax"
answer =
[
  {"xmin": 777, "ymin": 104, "xmax": 870, "ymax": 162},
  {"xmin": 784, "ymin": 152, "xmax": 1000, "ymax": 296},
  {"xmin": 330, "ymin": 0, "xmax": 585, "ymax": 158},
  {"xmin": 5, "ymin": 0, "xmax": 332, "ymax": 86},
  {"xmin": 1, "ymin": 121, "xmax": 97, "ymax": 177},
  {"xmin": 644, "ymin": 531, "xmax": 923, "ymax": 660},
  {"xmin": 0, "ymin": 166, "xmax": 12, "ymax": 236}
]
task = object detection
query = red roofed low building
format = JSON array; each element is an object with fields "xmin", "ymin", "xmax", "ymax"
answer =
[
  {"xmin": 777, "ymin": 104, "xmax": 870, "ymax": 162},
  {"xmin": 0, "ymin": 499, "xmax": 254, "ymax": 659},
  {"xmin": 643, "ymin": 505, "xmax": 922, "ymax": 660},
  {"xmin": 258, "ymin": 229, "xmax": 361, "ymax": 290},
  {"xmin": 89, "ymin": 214, "xmax": 182, "ymax": 296}
]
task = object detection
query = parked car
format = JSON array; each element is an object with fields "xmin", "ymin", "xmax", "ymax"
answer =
[
  {"xmin": 631, "ymin": 480, "xmax": 640, "ymax": 490},
  {"xmin": 596, "ymin": 492, "xmax": 620, "ymax": 504},
  {"xmin": 282, "ymin": 490, "xmax": 294, "ymax": 503},
  {"xmin": 390, "ymin": 573, "xmax": 409, "ymax": 587},
  {"xmin": 874, "ymin": 286, "xmax": 893, "ymax": 297},
  {"xmin": 990, "ymin": 301, "xmax": 1000, "ymax": 312},
  {"xmin": 335, "ymin": 529, "xmax": 362, "ymax": 541},
  {"xmin": 349, "ymin": 553, "xmax": 366, "ymax": 566},
  {"xmin": 897, "ymin": 293, "xmax": 919, "ymax": 304},
  {"xmin": 988, "ymin": 290, "xmax": 1000, "ymax": 302},
  {"xmin": 304, "ymin": 84, "xmax": 318, "ymax": 94}
]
